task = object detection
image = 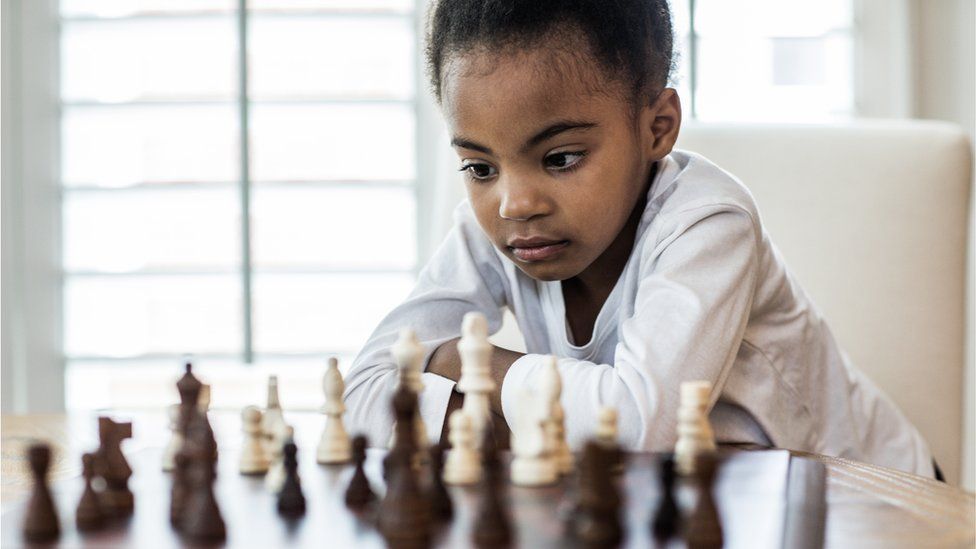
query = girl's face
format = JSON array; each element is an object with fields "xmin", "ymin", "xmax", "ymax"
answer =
[{"xmin": 441, "ymin": 45, "xmax": 680, "ymax": 283}]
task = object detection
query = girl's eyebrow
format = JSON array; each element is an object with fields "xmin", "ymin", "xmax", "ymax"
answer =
[{"xmin": 450, "ymin": 120, "xmax": 598, "ymax": 156}]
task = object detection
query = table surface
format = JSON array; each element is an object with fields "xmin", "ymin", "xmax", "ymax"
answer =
[{"xmin": 2, "ymin": 411, "xmax": 973, "ymax": 548}]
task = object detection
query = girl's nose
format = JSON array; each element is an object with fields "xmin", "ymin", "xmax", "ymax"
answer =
[{"xmin": 498, "ymin": 177, "xmax": 553, "ymax": 221}]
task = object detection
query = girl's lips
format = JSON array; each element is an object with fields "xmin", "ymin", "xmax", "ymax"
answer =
[{"xmin": 510, "ymin": 240, "xmax": 570, "ymax": 262}]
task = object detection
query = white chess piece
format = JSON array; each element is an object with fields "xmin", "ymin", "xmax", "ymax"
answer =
[
  {"xmin": 510, "ymin": 390, "xmax": 558, "ymax": 486},
  {"xmin": 162, "ymin": 403, "xmax": 182, "ymax": 472},
  {"xmin": 197, "ymin": 383, "xmax": 211, "ymax": 413},
  {"xmin": 457, "ymin": 312, "xmax": 495, "ymax": 449},
  {"xmin": 539, "ymin": 355, "xmax": 573, "ymax": 474},
  {"xmin": 390, "ymin": 328, "xmax": 428, "ymax": 450},
  {"xmin": 317, "ymin": 357, "xmax": 352, "ymax": 464},
  {"xmin": 596, "ymin": 406, "xmax": 619, "ymax": 447},
  {"xmin": 675, "ymin": 380, "xmax": 717, "ymax": 475},
  {"xmin": 265, "ymin": 424, "xmax": 293, "ymax": 493},
  {"xmin": 262, "ymin": 375, "xmax": 286, "ymax": 454},
  {"xmin": 442, "ymin": 410, "xmax": 481, "ymax": 485},
  {"xmin": 240, "ymin": 405, "xmax": 270, "ymax": 474}
]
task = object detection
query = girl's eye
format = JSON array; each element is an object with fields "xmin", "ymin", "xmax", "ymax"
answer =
[
  {"xmin": 545, "ymin": 151, "xmax": 586, "ymax": 171},
  {"xmin": 459, "ymin": 163, "xmax": 497, "ymax": 180}
]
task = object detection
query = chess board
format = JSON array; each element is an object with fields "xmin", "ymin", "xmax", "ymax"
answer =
[{"xmin": 1, "ymin": 445, "xmax": 825, "ymax": 548}]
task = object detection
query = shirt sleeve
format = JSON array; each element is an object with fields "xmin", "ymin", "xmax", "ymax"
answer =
[
  {"xmin": 500, "ymin": 204, "xmax": 761, "ymax": 451},
  {"xmin": 343, "ymin": 202, "xmax": 508, "ymax": 447}
]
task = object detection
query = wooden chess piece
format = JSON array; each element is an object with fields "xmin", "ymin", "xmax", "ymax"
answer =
[
  {"xmin": 180, "ymin": 453, "xmax": 226, "ymax": 543},
  {"xmin": 23, "ymin": 443, "xmax": 60, "ymax": 543},
  {"xmin": 428, "ymin": 442, "xmax": 454, "ymax": 522},
  {"xmin": 472, "ymin": 427, "xmax": 512, "ymax": 548},
  {"xmin": 171, "ymin": 361, "xmax": 203, "ymax": 527},
  {"xmin": 240, "ymin": 405, "xmax": 271, "ymax": 475},
  {"xmin": 377, "ymin": 388, "xmax": 431, "ymax": 547},
  {"xmin": 317, "ymin": 357, "xmax": 352, "ymax": 464},
  {"xmin": 574, "ymin": 442, "xmax": 623, "ymax": 547},
  {"xmin": 685, "ymin": 453, "xmax": 723, "ymax": 549},
  {"xmin": 344, "ymin": 435, "xmax": 376, "ymax": 509},
  {"xmin": 277, "ymin": 441, "xmax": 306, "ymax": 517},
  {"xmin": 76, "ymin": 452, "xmax": 107, "ymax": 532},
  {"xmin": 94, "ymin": 417, "xmax": 134, "ymax": 517},
  {"xmin": 652, "ymin": 455, "xmax": 682, "ymax": 542}
]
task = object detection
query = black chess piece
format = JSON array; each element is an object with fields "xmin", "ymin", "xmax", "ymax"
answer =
[
  {"xmin": 472, "ymin": 427, "xmax": 512, "ymax": 548},
  {"xmin": 171, "ymin": 361, "xmax": 202, "ymax": 528},
  {"xmin": 428, "ymin": 442, "xmax": 454, "ymax": 522},
  {"xmin": 277, "ymin": 441, "xmax": 306, "ymax": 516},
  {"xmin": 344, "ymin": 435, "xmax": 376, "ymax": 509},
  {"xmin": 652, "ymin": 455, "xmax": 681, "ymax": 542},
  {"xmin": 76, "ymin": 452, "xmax": 107, "ymax": 532},
  {"xmin": 378, "ymin": 388, "xmax": 431, "ymax": 547},
  {"xmin": 574, "ymin": 442, "xmax": 623, "ymax": 547},
  {"xmin": 685, "ymin": 453, "xmax": 723, "ymax": 549},
  {"xmin": 23, "ymin": 443, "xmax": 60, "ymax": 543},
  {"xmin": 93, "ymin": 417, "xmax": 134, "ymax": 517}
]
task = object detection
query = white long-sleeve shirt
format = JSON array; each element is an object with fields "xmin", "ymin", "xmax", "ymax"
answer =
[{"xmin": 344, "ymin": 149, "xmax": 935, "ymax": 477}]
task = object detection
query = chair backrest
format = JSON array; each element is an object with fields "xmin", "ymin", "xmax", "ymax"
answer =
[{"xmin": 676, "ymin": 121, "xmax": 971, "ymax": 484}]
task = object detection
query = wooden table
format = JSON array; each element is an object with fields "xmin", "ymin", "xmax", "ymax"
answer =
[{"xmin": 2, "ymin": 411, "xmax": 973, "ymax": 548}]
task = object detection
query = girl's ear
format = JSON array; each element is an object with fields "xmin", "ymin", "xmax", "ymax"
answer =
[{"xmin": 639, "ymin": 88, "xmax": 682, "ymax": 161}]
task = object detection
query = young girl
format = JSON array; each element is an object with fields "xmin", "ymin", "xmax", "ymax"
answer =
[{"xmin": 344, "ymin": 0, "xmax": 935, "ymax": 477}]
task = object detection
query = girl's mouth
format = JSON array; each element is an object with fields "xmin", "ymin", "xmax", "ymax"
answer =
[{"xmin": 509, "ymin": 240, "xmax": 570, "ymax": 262}]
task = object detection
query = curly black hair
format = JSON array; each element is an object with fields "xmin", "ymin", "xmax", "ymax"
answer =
[{"xmin": 425, "ymin": 0, "xmax": 675, "ymax": 104}]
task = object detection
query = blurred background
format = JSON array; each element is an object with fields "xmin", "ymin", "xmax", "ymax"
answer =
[{"xmin": 2, "ymin": 0, "xmax": 973, "ymax": 486}]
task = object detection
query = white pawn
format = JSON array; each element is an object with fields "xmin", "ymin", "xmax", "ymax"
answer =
[
  {"xmin": 197, "ymin": 383, "xmax": 211, "ymax": 413},
  {"xmin": 390, "ymin": 328, "xmax": 428, "ymax": 450},
  {"xmin": 596, "ymin": 406, "xmax": 619, "ymax": 447},
  {"xmin": 510, "ymin": 391, "xmax": 558, "ymax": 486},
  {"xmin": 442, "ymin": 410, "xmax": 481, "ymax": 485},
  {"xmin": 162, "ymin": 403, "xmax": 182, "ymax": 472},
  {"xmin": 262, "ymin": 375, "xmax": 286, "ymax": 454},
  {"xmin": 539, "ymin": 356, "xmax": 573, "ymax": 474},
  {"xmin": 240, "ymin": 405, "xmax": 270, "ymax": 474},
  {"xmin": 457, "ymin": 312, "xmax": 495, "ymax": 449},
  {"xmin": 265, "ymin": 424, "xmax": 293, "ymax": 493},
  {"xmin": 317, "ymin": 357, "xmax": 351, "ymax": 464},
  {"xmin": 675, "ymin": 380, "xmax": 717, "ymax": 476}
]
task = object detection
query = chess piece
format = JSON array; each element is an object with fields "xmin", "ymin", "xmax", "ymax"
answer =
[
  {"xmin": 262, "ymin": 375, "xmax": 286, "ymax": 454},
  {"xmin": 685, "ymin": 453, "xmax": 723, "ymax": 549},
  {"xmin": 344, "ymin": 435, "xmax": 376, "ymax": 509},
  {"xmin": 510, "ymin": 390, "xmax": 558, "ymax": 486},
  {"xmin": 383, "ymin": 384, "xmax": 420, "ymax": 483},
  {"xmin": 652, "ymin": 455, "xmax": 682, "ymax": 542},
  {"xmin": 389, "ymin": 329, "xmax": 429, "ymax": 454},
  {"xmin": 378, "ymin": 392, "xmax": 432, "ymax": 547},
  {"xmin": 539, "ymin": 355, "xmax": 573, "ymax": 475},
  {"xmin": 171, "ymin": 361, "xmax": 203, "ymax": 527},
  {"xmin": 675, "ymin": 381, "xmax": 717, "ymax": 476},
  {"xmin": 457, "ymin": 311, "xmax": 495, "ymax": 448},
  {"xmin": 76, "ymin": 452, "xmax": 107, "ymax": 532},
  {"xmin": 162, "ymin": 403, "xmax": 182, "ymax": 472},
  {"xmin": 596, "ymin": 406, "xmax": 625, "ymax": 473},
  {"xmin": 443, "ymin": 409, "xmax": 481, "ymax": 485},
  {"xmin": 317, "ymin": 357, "xmax": 352, "ymax": 464},
  {"xmin": 265, "ymin": 424, "xmax": 293, "ymax": 494},
  {"xmin": 94, "ymin": 417, "xmax": 134, "ymax": 517},
  {"xmin": 181, "ymin": 441, "xmax": 226, "ymax": 542},
  {"xmin": 574, "ymin": 442, "xmax": 623, "ymax": 547},
  {"xmin": 428, "ymin": 443, "xmax": 454, "ymax": 521},
  {"xmin": 197, "ymin": 383, "xmax": 211, "ymax": 412},
  {"xmin": 240, "ymin": 406, "xmax": 271, "ymax": 474},
  {"xmin": 472, "ymin": 427, "xmax": 512, "ymax": 548},
  {"xmin": 22, "ymin": 443, "xmax": 60, "ymax": 543},
  {"xmin": 277, "ymin": 442, "xmax": 306, "ymax": 517}
]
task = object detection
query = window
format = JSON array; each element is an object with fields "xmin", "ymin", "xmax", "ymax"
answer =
[{"xmin": 62, "ymin": 0, "xmax": 419, "ymax": 410}]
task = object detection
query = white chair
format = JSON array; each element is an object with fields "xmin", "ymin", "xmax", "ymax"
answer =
[{"xmin": 431, "ymin": 120, "xmax": 972, "ymax": 483}]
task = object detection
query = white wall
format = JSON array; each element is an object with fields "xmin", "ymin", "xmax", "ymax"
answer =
[{"xmin": 911, "ymin": 0, "xmax": 975, "ymax": 491}]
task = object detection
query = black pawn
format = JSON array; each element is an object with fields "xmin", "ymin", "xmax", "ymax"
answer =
[
  {"xmin": 23, "ymin": 443, "xmax": 60, "ymax": 543},
  {"xmin": 378, "ymin": 389, "xmax": 431, "ymax": 547},
  {"xmin": 651, "ymin": 456, "xmax": 681, "ymax": 541},
  {"xmin": 344, "ymin": 435, "xmax": 376, "ymax": 509},
  {"xmin": 685, "ymin": 453, "xmax": 723, "ymax": 549},
  {"xmin": 472, "ymin": 426, "xmax": 511, "ymax": 548},
  {"xmin": 428, "ymin": 442, "xmax": 453, "ymax": 522},
  {"xmin": 574, "ymin": 442, "xmax": 622, "ymax": 547},
  {"xmin": 76, "ymin": 452, "xmax": 107, "ymax": 532},
  {"xmin": 277, "ymin": 442, "xmax": 306, "ymax": 516}
]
